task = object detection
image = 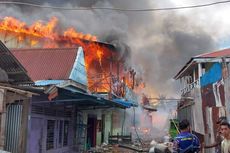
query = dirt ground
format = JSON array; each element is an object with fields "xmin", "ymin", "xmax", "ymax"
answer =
[{"xmin": 86, "ymin": 144, "xmax": 149, "ymax": 153}]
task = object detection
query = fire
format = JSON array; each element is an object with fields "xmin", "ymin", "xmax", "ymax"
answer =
[
  {"xmin": 0, "ymin": 16, "xmax": 104, "ymax": 69},
  {"xmin": 0, "ymin": 16, "xmax": 97, "ymax": 42},
  {"xmin": 0, "ymin": 16, "xmax": 26, "ymax": 32},
  {"xmin": 131, "ymin": 127, "xmax": 150, "ymax": 134},
  {"xmin": 64, "ymin": 28, "xmax": 97, "ymax": 41},
  {"xmin": 96, "ymin": 49, "xmax": 103, "ymax": 66},
  {"xmin": 0, "ymin": 16, "xmax": 144, "ymax": 94},
  {"xmin": 30, "ymin": 17, "xmax": 58, "ymax": 39}
]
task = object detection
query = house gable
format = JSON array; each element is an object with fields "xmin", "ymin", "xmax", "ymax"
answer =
[{"xmin": 69, "ymin": 47, "xmax": 87, "ymax": 87}]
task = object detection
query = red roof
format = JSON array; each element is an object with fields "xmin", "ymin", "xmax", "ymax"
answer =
[
  {"xmin": 174, "ymin": 48, "xmax": 230, "ymax": 79},
  {"xmin": 195, "ymin": 48, "xmax": 230, "ymax": 58},
  {"xmin": 11, "ymin": 48, "xmax": 79, "ymax": 81}
]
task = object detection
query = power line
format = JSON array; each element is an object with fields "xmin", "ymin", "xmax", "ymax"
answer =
[{"xmin": 0, "ymin": 0, "xmax": 230, "ymax": 12}]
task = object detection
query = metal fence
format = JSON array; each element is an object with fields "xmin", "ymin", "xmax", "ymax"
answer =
[{"xmin": 4, "ymin": 104, "xmax": 23, "ymax": 153}]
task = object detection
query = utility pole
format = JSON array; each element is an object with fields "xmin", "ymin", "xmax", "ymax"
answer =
[{"xmin": 109, "ymin": 56, "xmax": 113, "ymax": 100}]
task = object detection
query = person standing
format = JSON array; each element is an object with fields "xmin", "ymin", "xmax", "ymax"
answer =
[
  {"xmin": 204, "ymin": 116, "xmax": 227, "ymax": 153},
  {"xmin": 173, "ymin": 119, "xmax": 200, "ymax": 153},
  {"xmin": 220, "ymin": 121, "xmax": 230, "ymax": 153}
]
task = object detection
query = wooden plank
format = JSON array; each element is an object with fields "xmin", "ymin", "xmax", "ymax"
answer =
[
  {"xmin": 0, "ymin": 85, "xmax": 36, "ymax": 97},
  {"xmin": 6, "ymin": 91, "xmax": 26, "ymax": 104},
  {"xmin": 18, "ymin": 98, "xmax": 30, "ymax": 153},
  {"xmin": 0, "ymin": 89, "xmax": 4, "ymax": 113},
  {"xmin": 0, "ymin": 89, "xmax": 6, "ymax": 149}
]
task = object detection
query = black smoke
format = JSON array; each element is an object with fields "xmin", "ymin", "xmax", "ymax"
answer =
[{"xmin": 0, "ymin": 0, "xmax": 220, "ymax": 96}]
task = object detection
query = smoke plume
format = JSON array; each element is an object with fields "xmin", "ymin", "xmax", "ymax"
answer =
[{"xmin": 1, "ymin": 0, "xmax": 230, "ymax": 97}]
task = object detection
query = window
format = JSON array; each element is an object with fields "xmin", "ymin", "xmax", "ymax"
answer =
[
  {"xmin": 63, "ymin": 121, "xmax": 69, "ymax": 146},
  {"xmin": 46, "ymin": 120, "xmax": 55, "ymax": 150}
]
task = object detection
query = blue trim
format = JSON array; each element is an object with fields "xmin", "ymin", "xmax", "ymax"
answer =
[
  {"xmin": 35, "ymin": 80, "xmax": 65, "ymax": 86},
  {"xmin": 56, "ymin": 88, "xmax": 129, "ymax": 109},
  {"xmin": 112, "ymin": 98, "xmax": 137, "ymax": 108},
  {"xmin": 69, "ymin": 47, "xmax": 87, "ymax": 86}
]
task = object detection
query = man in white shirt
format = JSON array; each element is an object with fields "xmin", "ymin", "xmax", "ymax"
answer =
[{"xmin": 220, "ymin": 121, "xmax": 230, "ymax": 153}]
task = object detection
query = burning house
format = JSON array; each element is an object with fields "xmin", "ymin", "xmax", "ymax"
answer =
[
  {"xmin": 0, "ymin": 16, "xmax": 141, "ymax": 153},
  {"xmin": 174, "ymin": 49, "xmax": 230, "ymax": 153}
]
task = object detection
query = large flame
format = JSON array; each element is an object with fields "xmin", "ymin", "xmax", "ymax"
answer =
[
  {"xmin": 0, "ymin": 16, "xmax": 105, "ymax": 69},
  {"xmin": 0, "ymin": 16, "xmax": 145, "ymax": 95},
  {"xmin": 0, "ymin": 16, "xmax": 96, "ymax": 41}
]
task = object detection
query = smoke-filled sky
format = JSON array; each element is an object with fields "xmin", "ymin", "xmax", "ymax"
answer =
[{"xmin": 1, "ymin": 0, "xmax": 230, "ymax": 97}]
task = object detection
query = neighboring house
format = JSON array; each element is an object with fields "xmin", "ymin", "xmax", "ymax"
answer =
[
  {"xmin": 0, "ymin": 41, "xmax": 34, "ymax": 153},
  {"xmin": 11, "ymin": 46, "xmax": 136, "ymax": 153},
  {"xmin": 174, "ymin": 48, "xmax": 230, "ymax": 153}
]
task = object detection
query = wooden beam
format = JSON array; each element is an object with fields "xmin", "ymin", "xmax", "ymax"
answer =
[
  {"xmin": 0, "ymin": 89, "xmax": 6, "ymax": 149},
  {"xmin": 18, "ymin": 98, "xmax": 30, "ymax": 153},
  {"xmin": 7, "ymin": 71, "xmax": 25, "ymax": 75},
  {"xmin": 6, "ymin": 91, "xmax": 27, "ymax": 104},
  {"xmin": 0, "ymin": 85, "xmax": 36, "ymax": 97}
]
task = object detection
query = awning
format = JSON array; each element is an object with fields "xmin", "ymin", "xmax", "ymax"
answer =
[
  {"xmin": 33, "ymin": 87, "xmax": 131, "ymax": 109},
  {"xmin": 113, "ymin": 98, "xmax": 138, "ymax": 108}
]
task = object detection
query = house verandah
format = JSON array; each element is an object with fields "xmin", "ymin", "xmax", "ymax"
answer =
[
  {"xmin": 0, "ymin": 85, "xmax": 33, "ymax": 153},
  {"xmin": 0, "ymin": 83, "xmax": 130, "ymax": 153},
  {"xmin": 0, "ymin": 41, "xmax": 137, "ymax": 153},
  {"xmin": 26, "ymin": 86, "xmax": 130, "ymax": 153}
]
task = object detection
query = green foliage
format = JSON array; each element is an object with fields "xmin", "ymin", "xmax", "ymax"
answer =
[{"xmin": 169, "ymin": 119, "xmax": 179, "ymax": 138}]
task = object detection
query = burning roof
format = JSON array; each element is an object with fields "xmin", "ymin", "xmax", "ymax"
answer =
[
  {"xmin": 0, "ymin": 16, "xmax": 97, "ymax": 43},
  {"xmin": 0, "ymin": 16, "xmax": 139, "ymax": 96}
]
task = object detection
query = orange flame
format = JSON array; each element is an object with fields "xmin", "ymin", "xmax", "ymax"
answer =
[
  {"xmin": 0, "ymin": 16, "xmax": 97, "ymax": 42},
  {"xmin": 29, "ymin": 17, "xmax": 58, "ymax": 39},
  {"xmin": 0, "ymin": 16, "xmax": 104, "ymax": 68},
  {"xmin": 64, "ymin": 28, "xmax": 97, "ymax": 41},
  {"xmin": 0, "ymin": 16, "xmax": 143, "ymax": 94}
]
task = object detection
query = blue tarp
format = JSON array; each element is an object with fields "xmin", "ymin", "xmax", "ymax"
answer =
[
  {"xmin": 113, "ymin": 98, "xmax": 137, "ymax": 108},
  {"xmin": 200, "ymin": 63, "xmax": 222, "ymax": 87}
]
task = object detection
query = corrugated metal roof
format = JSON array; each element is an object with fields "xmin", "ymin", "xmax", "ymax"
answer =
[
  {"xmin": 11, "ymin": 48, "xmax": 79, "ymax": 82},
  {"xmin": 0, "ymin": 41, "xmax": 32, "ymax": 84},
  {"xmin": 174, "ymin": 48, "xmax": 230, "ymax": 79},
  {"xmin": 195, "ymin": 48, "xmax": 230, "ymax": 58}
]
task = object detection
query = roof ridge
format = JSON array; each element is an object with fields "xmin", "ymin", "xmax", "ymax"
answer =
[
  {"xmin": 11, "ymin": 47, "xmax": 79, "ymax": 52},
  {"xmin": 194, "ymin": 48, "xmax": 230, "ymax": 58}
]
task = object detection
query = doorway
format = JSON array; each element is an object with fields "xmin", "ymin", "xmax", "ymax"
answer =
[{"xmin": 87, "ymin": 115, "xmax": 97, "ymax": 148}]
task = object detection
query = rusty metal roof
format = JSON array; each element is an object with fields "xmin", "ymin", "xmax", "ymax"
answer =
[
  {"xmin": 174, "ymin": 48, "xmax": 230, "ymax": 79},
  {"xmin": 11, "ymin": 47, "xmax": 79, "ymax": 82},
  {"xmin": 0, "ymin": 41, "xmax": 32, "ymax": 84},
  {"xmin": 195, "ymin": 48, "xmax": 230, "ymax": 58}
]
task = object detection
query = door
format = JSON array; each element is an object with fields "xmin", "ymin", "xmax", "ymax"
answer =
[
  {"xmin": 87, "ymin": 116, "xmax": 97, "ymax": 148},
  {"xmin": 5, "ymin": 104, "xmax": 22, "ymax": 153},
  {"xmin": 29, "ymin": 117, "xmax": 43, "ymax": 153}
]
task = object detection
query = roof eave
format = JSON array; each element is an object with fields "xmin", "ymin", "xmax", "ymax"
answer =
[{"xmin": 174, "ymin": 58, "xmax": 195, "ymax": 80}]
